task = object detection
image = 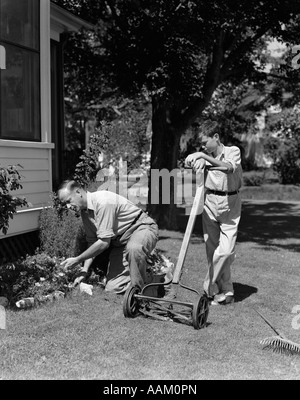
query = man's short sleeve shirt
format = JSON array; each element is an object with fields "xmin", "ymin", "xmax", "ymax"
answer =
[{"xmin": 81, "ymin": 191, "xmax": 142, "ymax": 245}]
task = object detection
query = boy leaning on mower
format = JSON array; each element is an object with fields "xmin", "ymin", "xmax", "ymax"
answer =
[
  {"xmin": 58, "ymin": 180, "xmax": 159, "ymax": 294},
  {"xmin": 185, "ymin": 120, "xmax": 243, "ymax": 306}
]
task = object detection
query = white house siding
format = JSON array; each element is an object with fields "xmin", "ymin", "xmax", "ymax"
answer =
[{"xmin": 0, "ymin": 142, "xmax": 53, "ymax": 238}]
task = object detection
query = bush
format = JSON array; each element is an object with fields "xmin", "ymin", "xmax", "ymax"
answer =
[
  {"xmin": 264, "ymin": 109, "xmax": 300, "ymax": 185},
  {"xmin": 39, "ymin": 193, "xmax": 87, "ymax": 258},
  {"xmin": 0, "ymin": 164, "xmax": 29, "ymax": 235},
  {"xmin": 243, "ymin": 171, "xmax": 265, "ymax": 186},
  {"xmin": 273, "ymin": 139, "xmax": 300, "ymax": 184}
]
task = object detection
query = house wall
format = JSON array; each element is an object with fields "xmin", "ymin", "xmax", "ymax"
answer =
[
  {"xmin": 0, "ymin": 143, "xmax": 53, "ymax": 238},
  {"xmin": 0, "ymin": 0, "xmax": 52, "ymax": 239},
  {"xmin": 0, "ymin": 0, "xmax": 93, "ymax": 241}
]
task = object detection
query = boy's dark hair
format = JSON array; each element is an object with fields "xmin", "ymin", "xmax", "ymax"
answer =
[{"xmin": 198, "ymin": 120, "xmax": 219, "ymax": 137}]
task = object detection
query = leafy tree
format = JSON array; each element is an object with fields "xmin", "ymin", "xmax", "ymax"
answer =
[
  {"xmin": 73, "ymin": 122, "xmax": 110, "ymax": 187},
  {"xmin": 235, "ymin": 27, "xmax": 300, "ymax": 178},
  {"xmin": 178, "ymin": 81, "xmax": 254, "ymax": 167},
  {"xmin": 53, "ymin": 1, "xmax": 152, "ymax": 183},
  {"xmin": 53, "ymin": 0, "xmax": 300, "ymax": 228},
  {"xmin": 264, "ymin": 106, "xmax": 300, "ymax": 184}
]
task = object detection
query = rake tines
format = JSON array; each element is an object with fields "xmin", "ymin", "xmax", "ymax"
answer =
[
  {"xmin": 260, "ymin": 336, "xmax": 300, "ymax": 356},
  {"xmin": 255, "ymin": 309, "xmax": 300, "ymax": 356}
]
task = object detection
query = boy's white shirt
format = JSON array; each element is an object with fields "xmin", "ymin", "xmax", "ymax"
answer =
[{"xmin": 204, "ymin": 145, "xmax": 243, "ymax": 192}]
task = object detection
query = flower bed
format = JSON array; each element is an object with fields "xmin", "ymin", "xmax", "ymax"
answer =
[
  {"xmin": 0, "ymin": 249, "xmax": 174, "ymax": 310},
  {"xmin": 0, "ymin": 252, "xmax": 81, "ymax": 308}
]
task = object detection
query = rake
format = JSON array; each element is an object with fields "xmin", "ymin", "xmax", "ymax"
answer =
[{"xmin": 255, "ymin": 309, "xmax": 300, "ymax": 356}]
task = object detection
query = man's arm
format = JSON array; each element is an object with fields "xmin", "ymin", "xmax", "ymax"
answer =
[
  {"xmin": 72, "ymin": 257, "xmax": 95, "ymax": 287},
  {"xmin": 60, "ymin": 238, "xmax": 111, "ymax": 270}
]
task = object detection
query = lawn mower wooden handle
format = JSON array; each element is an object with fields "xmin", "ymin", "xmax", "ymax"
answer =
[
  {"xmin": 205, "ymin": 166, "xmax": 228, "ymax": 171},
  {"xmin": 172, "ymin": 166, "xmax": 228, "ymax": 284},
  {"xmin": 184, "ymin": 166, "xmax": 228, "ymax": 172},
  {"xmin": 172, "ymin": 184, "xmax": 204, "ymax": 284}
]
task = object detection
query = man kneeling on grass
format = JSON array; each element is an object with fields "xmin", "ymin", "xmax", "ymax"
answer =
[{"xmin": 58, "ymin": 180, "xmax": 159, "ymax": 294}]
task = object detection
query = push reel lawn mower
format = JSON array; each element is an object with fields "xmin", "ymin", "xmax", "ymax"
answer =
[{"xmin": 122, "ymin": 166, "xmax": 226, "ymax": 329}]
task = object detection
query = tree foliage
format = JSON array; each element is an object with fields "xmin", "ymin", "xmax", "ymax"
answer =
[
  {"xmin": 53, "ymin": 0, "xmax": 300, "ymax": 228},
  {"xmin": 88, "ymin": 0, "xmax": 299, "ymax": 123},
  {"xmin": 73, "ymin": 122, "xmax": 110, "ymax": 187},
  {"xmin": 264, "ymin": 106, "xmax": 300, "ymax": 184}
]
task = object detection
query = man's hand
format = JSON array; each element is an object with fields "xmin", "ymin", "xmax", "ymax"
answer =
[
  {"xmin": 60, "ymin": 257, "xmax": 80, "ymax": 270},
  {"xmin": 73, "ymin": 274, "xmax": 85, "ymax": 287}
]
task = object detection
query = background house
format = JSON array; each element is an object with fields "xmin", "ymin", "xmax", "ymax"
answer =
[{"xmin": 0, "ymin": 0, "xmax": 93, "ymax": 261}]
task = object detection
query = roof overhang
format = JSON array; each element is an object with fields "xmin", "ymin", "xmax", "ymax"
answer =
[{"xmin": 50, "ymin": 1, "xmax": 94, "ymax": 41}]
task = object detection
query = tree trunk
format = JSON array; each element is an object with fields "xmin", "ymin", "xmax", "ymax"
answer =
[
  {"xmin": 146, "ymin": 46, "xmax": 224, "ymax": 229},
  {"xmin": 147, "ymin": 97, "xmax": 182, "ymax": 230}
]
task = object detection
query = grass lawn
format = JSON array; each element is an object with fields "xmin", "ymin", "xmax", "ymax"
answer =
[
  {"xmin": 1, "ymin": 198, "xmax": 300, "ymax": 380},
  {"xmin": 241, "ymin": 184, "xmax": 300, "ymax": 201}
]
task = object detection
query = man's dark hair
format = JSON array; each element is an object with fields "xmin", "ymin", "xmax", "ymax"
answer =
[
  {"xmin": 198, "ymin": 120, "xmax": 219, "ymax": 137},
  {"xmin": 58, "ymin": 180, "xmax": 81, "ymax": 193}
]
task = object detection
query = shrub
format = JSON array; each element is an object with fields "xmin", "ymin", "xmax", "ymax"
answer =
[
  {"xmin": 39, "ymin": 193, "xmax": 87, "ymax": 259},
  {"xmin": 0, "ymin": 164, "xmax": 29, "ymax": 235},
  {"xmin": 243, "ymin": 171, "xmax": 265, "ymax": 187},
  {"xmin": 272, "ymin": 139, "xmax": 300, "ymax": 184},
  {"xmin": 264, "ymin": 109, "xmax": 300, "ymax": 185}
]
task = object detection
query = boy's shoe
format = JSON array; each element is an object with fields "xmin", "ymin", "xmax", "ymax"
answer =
[
  {"xmin": 204, "ymin": 292, "xmax": 214, "ymax": 303},
  {"xmin": 211, "ymin": 292, "xmax": 234, "ymax": 306}
]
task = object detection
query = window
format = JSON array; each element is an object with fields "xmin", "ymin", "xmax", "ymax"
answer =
[{"xmin": 0, "ymin": 0, "xmax": 40, "ymax": 141}]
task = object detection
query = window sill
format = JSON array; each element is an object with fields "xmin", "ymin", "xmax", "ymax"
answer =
[{"xmin": 0, "ymin": 139, "xmax": 54, "ymax": 149}]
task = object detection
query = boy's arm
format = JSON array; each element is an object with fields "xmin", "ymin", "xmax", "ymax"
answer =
[
  {"xmin": 186, "ymin": 149, "xmax": 240, "ymax": 173},
  {"xmin": 198, "ymin": 152, "xmax": 234, "ymax": 172}
]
